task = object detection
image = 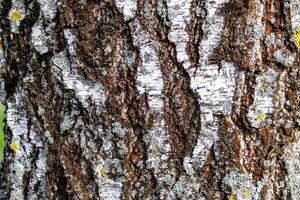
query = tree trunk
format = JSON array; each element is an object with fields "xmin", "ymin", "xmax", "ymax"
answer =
[{"xmin": 0, "ymin": 0, "xmax": 299, "ymax": 199}]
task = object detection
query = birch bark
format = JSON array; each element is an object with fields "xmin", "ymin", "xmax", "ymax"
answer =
[{"xmin": 0, "ymin": 0, "xmax": 299, "ymax": 199}]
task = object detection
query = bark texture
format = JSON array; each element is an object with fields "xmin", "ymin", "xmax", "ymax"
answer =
[{"xmin": 0, "ymin": 0, "xmax": 299, "ymax": 199}]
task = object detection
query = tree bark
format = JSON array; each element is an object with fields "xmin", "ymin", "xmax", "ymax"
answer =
[{"xmin": 0, "ymin": 0, "xmax": 299, "ymax": 199}]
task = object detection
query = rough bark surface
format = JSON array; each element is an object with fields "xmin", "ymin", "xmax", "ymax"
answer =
[{"xmin": 0, "ymin": 0, "xmax": 299, "ymax": 199}]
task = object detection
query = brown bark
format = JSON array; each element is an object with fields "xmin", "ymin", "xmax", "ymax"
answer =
[{"xmin": 0, "ymin": 0, "xmax": 299, "ymax": 199}]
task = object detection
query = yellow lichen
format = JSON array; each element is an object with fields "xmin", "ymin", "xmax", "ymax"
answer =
[
  {"xmin": 258, "ymin": 113, "xmax": 266, "ymax": 122},
  {"xmin": 243, "ymin": 189, "xmax": 251, "ymax": 198},
  {"xmin": 98, "ymin": 167, "xmax": 105, "ymax": 176},
  {"xmin": 9, "ymin": 142, "xmax": 19, "ymax": 153},
  {"xmin": 262, "ymin": 82, "xmax": 269, "ymax": 90},
  {"xmin": 228, "ymin": 194, "xmax": 235, "ymax": 200},
  {"xmin": 293, "ymin": 27, "xmax": 300, "ymax": 48},
  {"xmin": 10, "ymin": 9, "xmax": 21, "ymax": 22}
]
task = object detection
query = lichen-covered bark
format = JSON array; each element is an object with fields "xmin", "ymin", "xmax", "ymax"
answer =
[{"xmin": 0, "ymin": 0, "xmax": 299, "ymax": 199}]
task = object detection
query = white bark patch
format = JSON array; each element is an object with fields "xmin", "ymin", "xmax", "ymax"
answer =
[
  {"xmin": 193, "ymin": 0, "xmax": 229, "ymax": 67},
  {"xmin": 96, "ymin": 159, "xmax": 125, "ymax": 199},
  {"xmin": 7, "ymin": 85, "xmax": 47, "ymax": 200},
  {"xmin": 52, "ymin": 29, "xmax": 107, "ymax": 113},
  {"xmin": 6, "ymin": 93, "xmax": 28, "ymax": 138},
  {"xmin": 136, "ymin": 44, "xmax": 163, "ymax": 111},
  {"xmin": 98, "ymin": 180, "xmax": 123, "ymax": 200},
  {"xmin": 233, "ymin": 71, "xmax": 247, "ymax": 115},
  {"xmin": 190, "ymin": 62, "xmax": 236, "ymax": 166},
  {"xmin": 6, "ymin": 90, "xmax": 31, "ymax": 200},
  {"xmin": 26, "ymin": 145, "xmax": 47, "ymax": 200},
  {"xmin": 31, "ymin": 21, "xmax": 49, "ymax": 55},
  {"xmin": 290, "ymin": 0, "xmax": 300, "ymax": 30},
  {"xmin": 8, "ymin": 162, "xmax": 25, "ymax": 200},
  {"xmin": 222, "ymin": 171, "xmax": 257, "ymax": 200},
  {"xmin": 283, "ymin": 130, "xmax": 300, "ymax": 200},
  {"xmin": 246, "ymin": 0, "xmax": 264, "ymax": 67},
  {"xmin": 130, "ymin": 20, "xmax": 164, "ymax": 113},
  {"xmin": 92, "ymin": 122, "xmax": 127, "ymax": 200},
  {"xmin": 130, "ymin": 18, "xmax": 175, "ymax": 198},
  {"xmin": 130, "ymin": 19, "xmax": 164, "ymax": 112},
  {"xmin": 274, "ymin": 70, "xmax": 288, "ymax": 112},
  {"xmin": 173, "ymin": 176, "xmax": 202, "ymax": 199},
  {"xmin": 94, "ymin": 157, "xmax": 125, "ymax": 200},
  {"xmin": 273, "ymin": 49, "xmax": 295, "ymax": 67},
  {"xmin": 114, "ymin": 0, "xmax": 137, "ymax": 21},
  {"xmin": 238, "ymin": 134, "xmax": 247, "ymax": 172},
  {"xmin": 71, "ymin": 117, "xmax": 127, "ymax": 200},
  {"xmin": 0, "ymin": 79, "xmax": 6, "ymax": 103},
  {"xmin": 143, "ymin": 120, "xmax": 172, "ymax": 173},
  {"xmin": 264, "ymin": 33, "xmax": 296, "ymax": 68},
  {"xmin": 0, "ymin": 41, "xmax": 5, "ymax": 68},
  {"xmin": 223, "ymin": 172, "xmax": 274, "ymax": 200},
  {"xmin": 181, "ymin": 0, "xmax": 235, "ymax": 172},
  {"xmin": 37, "ymin": 0, "xmax": 57, "ymax": 20},
  {"xmin": 52, "ymin": 51, "xmax": 106, "ymax": 111},
  {"xmin": 63, "ymin": 29, "xmax": 76, "ymax": 56},
  {"xmin": 192, "ymin": 62, "xmax": 236, "ymax": 115},
  {"xmin": 167, "ymin": 0, "xmax": 192, "ymax": 70},
  {"xmin": 247, "ymin": 68, "xmax": 277, "ymax": 128},
  {"xmin": 180, "ymin": 1, "xmax": 236, "ymax": 192}
]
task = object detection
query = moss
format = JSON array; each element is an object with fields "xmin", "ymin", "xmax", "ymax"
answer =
[{"xmin": 0, "ymin": 103, "xmax": 5, "ymax": 159}]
